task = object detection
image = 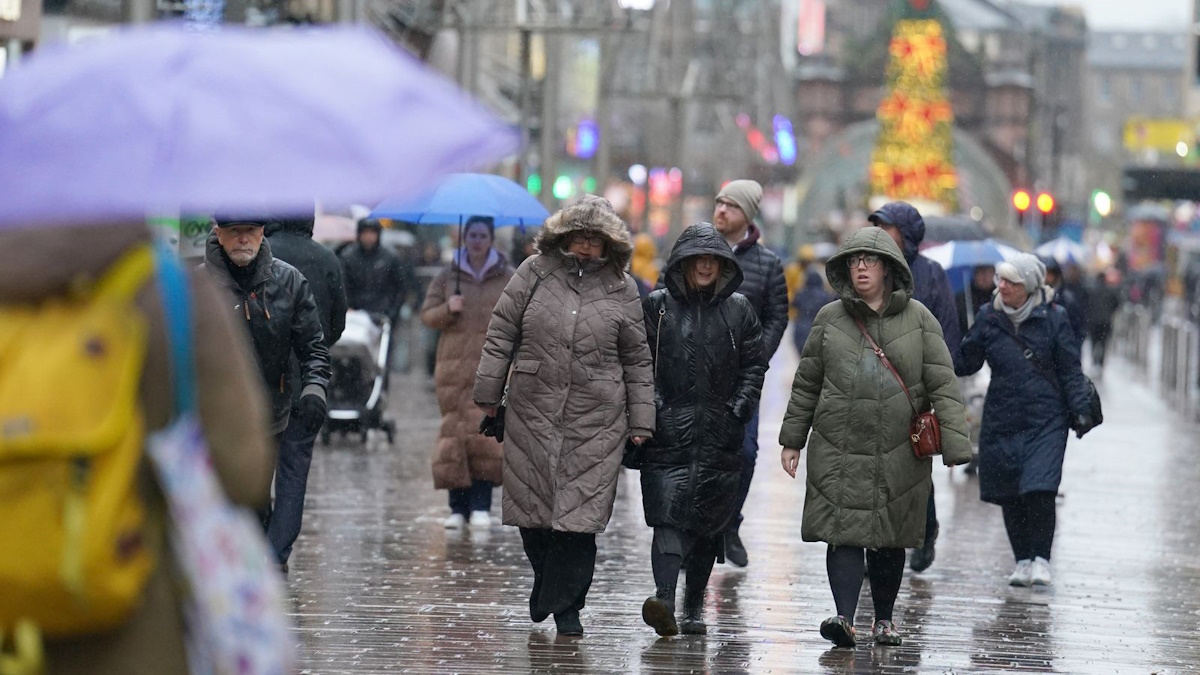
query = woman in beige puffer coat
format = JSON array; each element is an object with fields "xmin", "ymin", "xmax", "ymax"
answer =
[
  {"xmin": 474, "ymin": 195, "xmax": 654, "ymax": 636},
  {"xmin": 421, "ymin": 216, "xmax": 514, "ymax": 529}
]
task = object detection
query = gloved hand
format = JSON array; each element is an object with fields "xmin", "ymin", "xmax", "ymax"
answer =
[
  {"xmin": 1072, "ymin": 415, "xmax": 1095, "ymax": 439},
  {"xmin": 299, "ymin": 394, "xmax": 328, "ymax": 433}
]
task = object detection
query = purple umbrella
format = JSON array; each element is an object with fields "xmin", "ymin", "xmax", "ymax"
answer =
[{"xmin": 0, "ymin": 24, "xmax": 518, "ymax": 230}]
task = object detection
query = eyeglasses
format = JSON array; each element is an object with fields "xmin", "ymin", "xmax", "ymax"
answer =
[
  {"xmin": 846, "ymin": 254, "xmax": 881, "ymax": 269},
  {"xmin": 569, "ymin": 232, "xmax": 605, "ymax": 247},
  {"xmin": 714, "ymin": 198, "xmax": 742, "ymax": 212}
]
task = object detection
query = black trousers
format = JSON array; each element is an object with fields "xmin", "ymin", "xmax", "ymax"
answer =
[
  {"xmin": 826, "ymin": 545, "xmax": 906, "ymax": 624},
  {"xmin": 650, "ymin": 527, "xmax": 720, "ymax": 596},
  {"xmin": 999, "ymin": 491, "xmax": 1057, "ymax": 562},
  {"xmin": 519, "ymin": 528, "xmax": 597, "ymax": 617}
]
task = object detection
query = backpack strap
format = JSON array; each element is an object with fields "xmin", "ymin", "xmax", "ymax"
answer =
[
  {"xmin": 153, "ymin": 246, "xmax": 196, "ymax": 416},
  {"xmin": 93, "ymin": 245, "xmax": 156, "ymax": 302}
]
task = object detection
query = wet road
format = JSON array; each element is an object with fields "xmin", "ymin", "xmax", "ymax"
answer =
[{"xmin": 287, "ymin": 336, "xmax": 1200, "ymax": 673}]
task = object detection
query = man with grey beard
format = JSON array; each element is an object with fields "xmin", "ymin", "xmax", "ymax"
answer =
[{"xmin": 202, "ymin": 215, "xmax": 330, "ymax": 573}]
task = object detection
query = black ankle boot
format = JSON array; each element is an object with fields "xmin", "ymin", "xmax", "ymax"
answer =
[
  {"xmin": 679, "ymin": 585, "xmax": 707, "ymax": 635},
  {"xmin": 554, "ymin": 609, "xmax": 583, "ymax": 636},
  {"xmin": 641, "ymin": 586, "xmax": 678, "ymax": 637}
]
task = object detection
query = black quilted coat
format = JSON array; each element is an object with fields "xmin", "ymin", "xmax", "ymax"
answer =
[{"xmin": 640, "ymin": 223, "xmax": 767, "ymax": 535}]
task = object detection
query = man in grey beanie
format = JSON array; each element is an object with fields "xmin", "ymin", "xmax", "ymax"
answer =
[{"xmin": 711, "ymin": 179, "xmax": 788, "ymax": 567}]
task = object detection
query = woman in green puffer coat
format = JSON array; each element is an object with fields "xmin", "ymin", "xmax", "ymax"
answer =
[{"xmin": 778, "ymin": 227, "xmax": 972, "ymax": 649}]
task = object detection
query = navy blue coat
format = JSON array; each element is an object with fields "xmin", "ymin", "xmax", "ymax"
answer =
[
  {"xmin": 956, "ymin": 298, "xmax": 1091, "ymax": 503},
  {"xmin": 870, "ymin": 202, "xmax": 961, "ymax": 364}
]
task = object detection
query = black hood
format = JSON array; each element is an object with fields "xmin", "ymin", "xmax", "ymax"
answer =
[
  {"xmin": 868, "ymin": 201, "xmax": 925, "ymax": 262},
  {"xmin": 664, "ymin": 222, "xmax": 743, "ymax": 303}
]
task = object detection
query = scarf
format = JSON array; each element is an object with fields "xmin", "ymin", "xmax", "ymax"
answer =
[{"xmin": 994, "ymin": 285, "xmax": 1055, "ymax": 329}]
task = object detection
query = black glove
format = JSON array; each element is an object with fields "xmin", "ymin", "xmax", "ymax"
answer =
[
  {"xmin": 1072, "ymin": 415, "xmax": 1095, "ymax": 439},
  {"xmin": 299, "ymin": 394, "xmax": 328, "ymax": 433}
]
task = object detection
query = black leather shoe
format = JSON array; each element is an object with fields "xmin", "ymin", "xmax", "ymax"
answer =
[
  {"xmin": 554, "ymin": 610, "xmax": 583, "ymax": 636},
  {"xmin": 724, "ymin": 532, "xmax": 748, "ymax": 567}
]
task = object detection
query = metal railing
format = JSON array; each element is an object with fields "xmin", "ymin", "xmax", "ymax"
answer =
[
  {"xmin": 1113, "ymin": 304, "xmax": 1200, "ymax": 418},
  {"xmin": 1112, "ymin": 305, "xmax": 1153, "ymax": 378},
  {"xmin": 1160, "ymin": 315, "xmax": 1200, "ymax": 414}
]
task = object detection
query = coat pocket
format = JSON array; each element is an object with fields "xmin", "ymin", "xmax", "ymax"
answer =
[{"xmin": 513, "ymin": 360, "xmax": 541, "ymax": 374}]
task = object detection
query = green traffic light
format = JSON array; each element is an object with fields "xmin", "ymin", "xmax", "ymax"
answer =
[
  {"xmin": 526, "ymin": 173, "xmax": 542, "ymax": 195},
  {"xmin": 552, "ymin": 175, "xmax": 574, "ymax": 200}
]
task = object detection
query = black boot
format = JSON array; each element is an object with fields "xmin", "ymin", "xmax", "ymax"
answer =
[
  {"xmin": 641, "ymin": 586, "xmax": 678, "ymax": 637},
  {"xmin": 724, "ymin": 531, "xmax": 748, "ymax": 567},
  {"xmin": 679, "ymin": 584, "xmax": 707, "ymax": 635},
  {"xmin": 909, "ymin": 524, "xmax": 938, "ymax": 573},
  {"xmin": 554, "ymin": 609, "xmax": 583, "ymax": 636}
]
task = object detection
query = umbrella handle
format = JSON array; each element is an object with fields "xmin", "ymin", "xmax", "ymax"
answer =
[{"xmin": 455, "ymin": 216, "xmax": 463, "ymax": 295}]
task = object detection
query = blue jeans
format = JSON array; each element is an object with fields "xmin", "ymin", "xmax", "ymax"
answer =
[
  {"xmin": 728, "ymin": 409, "xmax": 760, "ymax": 533},
  {"xmin": 449, "ymin": 479, "xmax": 494, "ymax": 516},
  {"xmin": 264, "ymin": 411, "xmax": 319, "ymax": 564}
]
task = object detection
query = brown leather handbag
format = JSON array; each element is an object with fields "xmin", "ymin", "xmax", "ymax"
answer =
[{"xmin": 854, "ymin": 318, "xmax": 942, "ymax": 458}]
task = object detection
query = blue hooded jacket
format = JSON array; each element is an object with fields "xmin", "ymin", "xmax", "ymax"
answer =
[{"xmin": 868, "ymin": 202, "xmax": 962, "ymax": 362}]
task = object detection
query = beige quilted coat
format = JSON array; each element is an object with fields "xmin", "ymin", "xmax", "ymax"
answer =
[
  {"xmin": 421, "ymin": 252, "xmax": 514, "ymax": 489},
  {"xmin": 474, "ymin": 197, "xmax": 654, "ymax": 533}
]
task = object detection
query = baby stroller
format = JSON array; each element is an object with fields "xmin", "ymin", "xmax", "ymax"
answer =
[{"xmin": 322, "ymin": 310, "xmax": 396, "ymax": 445}]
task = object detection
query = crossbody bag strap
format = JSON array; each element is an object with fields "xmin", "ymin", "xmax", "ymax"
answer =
[
  {"xmin": 853, "ymin": 317, "xmax": 919, "ymax": 416},
  {"xmin": 991, "ymin": 315, "xmax": 1064, "ymax": 396},
  {"xmin": 504, "ymin": 273, "xmax": 546, "ymax": 383}
]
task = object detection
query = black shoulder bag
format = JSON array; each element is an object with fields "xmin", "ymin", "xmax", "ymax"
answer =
[
  {"xmin": 992, "ymin": 316, "xmax": 1103, "ymax": 431},
  {"xmin": 478, "ymin": 274, "xmax": 544, "ymax": 443}
]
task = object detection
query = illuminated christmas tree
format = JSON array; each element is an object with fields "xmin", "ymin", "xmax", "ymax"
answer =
[{"xmin": 868, "ymin": 7, "xmax": 958, "ymax": 211}]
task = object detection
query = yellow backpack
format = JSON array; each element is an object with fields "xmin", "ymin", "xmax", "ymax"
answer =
[{"xmin": 0, "ymin": 245, "xmax": 158, "ymax": 670}]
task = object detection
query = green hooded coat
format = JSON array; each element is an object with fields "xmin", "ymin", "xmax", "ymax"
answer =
[{"xmin": 778, "ymin": 228, "xmax": 972, "ymax": 549}]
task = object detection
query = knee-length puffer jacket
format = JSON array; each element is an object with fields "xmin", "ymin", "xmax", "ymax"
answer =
[
  {"xmin": 778, "ymin": 228, "xmax": 972, "ymax": 550},
  {"xmin": 474, "ymin": 196, "xmax": 655, "ymax": 533},
  {"xmin": 421, "ymin": 250, "xmax": 514, "ymax": 489},
  {"xmin": 640, "ymin": 223, "xmax": 766, "ymax": 535}
]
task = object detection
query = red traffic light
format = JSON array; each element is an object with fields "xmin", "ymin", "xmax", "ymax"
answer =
[
  {"xmin": 1012, "ymin": 190, "xmax": 1031, "ymax": 212},
  {"xmin": 1036, "ymin": 192, "xmax": 1054, "ymax": 214}
]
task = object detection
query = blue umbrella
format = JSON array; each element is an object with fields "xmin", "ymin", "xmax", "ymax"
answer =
[
  {"xmin": 371, "ymin": 172, "xmax": 549, "ymax": 292},
  {"xmin": 1036, "ymin": 237, "xmax": 1088, "ymax": 266},
  {"xmin": 922, "ymin": 239, "xmax": 1022, "ymax": 270},
  {"xmin": 0, "ymin": 25, "xmax": 517, "ymax": 230},
  {"xmin": 922, "ymin": 239, "xmax": 1023, "ymax": 293},
  {"xmin": 370, "ymin": 173, "xmax": 549, "ymax": 227}
]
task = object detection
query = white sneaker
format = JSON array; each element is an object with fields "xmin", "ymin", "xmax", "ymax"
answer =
[
  {"xmin": 1030, "ymin": 557, "xmax": 1052, "ymax": 586},
  {"xmin": 443, "ymin": 513, "xmax": 466, "ymax": 529},
  {"xmin": 1008, "ymin": 559, "xmax": 1033, "ymax": 587},
  {"xmin": 469, "ymin": 511, "xmax": 491, "ymax": 528}
]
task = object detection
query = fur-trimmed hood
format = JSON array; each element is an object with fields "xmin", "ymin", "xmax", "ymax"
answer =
[{"xmin": 533, "ymin": 194, "xmax": 634, "ymax": 272}]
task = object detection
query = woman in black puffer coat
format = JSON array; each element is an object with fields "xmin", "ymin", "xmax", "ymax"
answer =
[{"xmin": 637, "ymin": 222, "xmax": 766, "ymax": 637}]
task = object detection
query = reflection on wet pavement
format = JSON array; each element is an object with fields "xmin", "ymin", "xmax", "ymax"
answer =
[{"xmin": 289, "ymin": 342, "xmax": 1200, "ymax": 673}]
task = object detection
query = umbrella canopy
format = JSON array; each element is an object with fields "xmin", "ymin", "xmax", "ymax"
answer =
[
  {"xmin": 0, "ymin": 25, "xmax": 517, "ymax": 230},
  {"xmin": 370, "ymin": 173, "xmax": 549, "ymax": 227},
  {"xmin": 1036, "ymin": 237, "xmax": 1088, "ymax": 266},
  {"xmin": 923, "ymin": 239, "xmax": 1023, "ymax": 293},
  {"xmin": 922, "ymin": 239, "xmax": 1022, "ymax": 270}
]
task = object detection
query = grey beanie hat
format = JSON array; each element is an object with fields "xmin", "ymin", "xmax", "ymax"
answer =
[
  {"xmin": 995, "ymin": 253, "xmax": 1046, "ymax": 291},
  {"xmin": 716, "ymin": 179, "xmax": 763, "ymax": 222}
]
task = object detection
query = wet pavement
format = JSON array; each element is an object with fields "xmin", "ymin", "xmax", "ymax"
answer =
[{"xmin": 287, "ymin": 332, "xmax": 1200, "ymax": 673}]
